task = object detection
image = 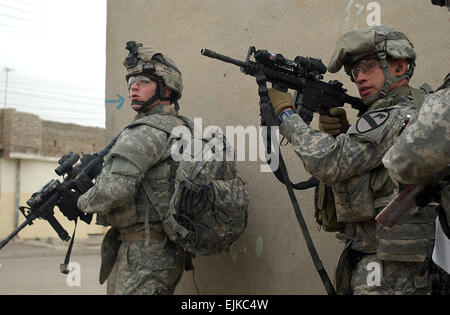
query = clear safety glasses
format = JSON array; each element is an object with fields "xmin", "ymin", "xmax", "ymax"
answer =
[
  {"xmin": 350, "ymin": 58, "xmax": 380, "ymax": 81},
  {"xmin": 127, "ymin": 75, "xmax": 153, "ymax": 89}
]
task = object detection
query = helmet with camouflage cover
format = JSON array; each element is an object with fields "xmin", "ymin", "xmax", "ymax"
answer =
[
  {"xmin": 328, "ymin": 25, "xmax": 417, "ymax": 104},
  {"xmin": 123, "ymin": 41, "xmax": 183, "ymax": 110}
]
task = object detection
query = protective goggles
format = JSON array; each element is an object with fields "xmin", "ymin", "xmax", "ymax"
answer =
[
  {"xmin": 127, "ymin": 75, "xmax": 153, "ymax": 89},
  {"xmin": 350, "ymin": 58, "xmax": 380, "ymax": 81}
]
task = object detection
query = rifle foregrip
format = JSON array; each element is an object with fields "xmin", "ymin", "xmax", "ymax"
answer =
[{"xmin": 46, "ymin": 214, "xmax": 70, "ymax": 241}]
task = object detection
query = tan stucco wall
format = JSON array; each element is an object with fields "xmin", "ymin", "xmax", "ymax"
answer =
[{"xmin": 105, "ymin": 0, "xmax": 450, "ymax": 294}]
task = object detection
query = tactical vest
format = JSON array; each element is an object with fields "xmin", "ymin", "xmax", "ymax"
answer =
[
  {"xmin": 98, "ymin": 113, "xmax": 184, "ymax": 232},
  {"xmin": 333, "ymin": 87, "xmax": 436, "ymax": 262}
]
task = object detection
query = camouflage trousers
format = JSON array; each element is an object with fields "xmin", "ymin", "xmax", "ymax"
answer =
[
  {"xmin": 107, "ymin": 239, "xmax": 185, "ymax": 295},
  {"xmin": 351, "ymin": 254, "xmax": 431, "ymax": 295}
]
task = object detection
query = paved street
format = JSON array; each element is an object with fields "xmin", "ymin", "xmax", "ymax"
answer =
[{"xmin": 0, "ymin": 236, "xmax": 106, "ymax": 295}]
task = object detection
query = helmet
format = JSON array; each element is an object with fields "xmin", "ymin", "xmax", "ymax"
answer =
[
  {"xmin": 328, "ymin": 26, "xmax": 416, "ymax": 104},
  {"xmin": 123, "ymin": 41, "xmax": 183, "ymax": 110}
]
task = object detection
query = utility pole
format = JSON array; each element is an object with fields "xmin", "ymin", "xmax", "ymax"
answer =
[{"xmin": 3, "ymin": 67, "xmax": 14, "ymax": 109}]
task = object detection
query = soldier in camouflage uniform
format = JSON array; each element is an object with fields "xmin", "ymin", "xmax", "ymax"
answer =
[
  {"xmin": 269, "ymin": 25, "xmax": 436, "ymax": 294},
  {"xmin": 382, "ymin": 0, "xmax": 450, "ymax": 294},
  {"xmin": 77, "ymin": 42, "xmax": 188, "ymax": 295}
]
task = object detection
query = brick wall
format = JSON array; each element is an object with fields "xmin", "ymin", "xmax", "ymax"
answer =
[{"xmin": 0, "ymin": 108, "xmax": 106, "ymax": 158}]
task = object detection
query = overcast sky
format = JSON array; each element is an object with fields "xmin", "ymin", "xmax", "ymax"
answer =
[{"xmin": 0, "ymin": 0, "xmax": 107, "ymax": 127}]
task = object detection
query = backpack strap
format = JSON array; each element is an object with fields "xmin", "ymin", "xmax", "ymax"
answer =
[
  {"xmin": 140, "ymin": 179, "xmax": 190, "ymax": 245},
  {"xmin": 125, "ymin": 115, "xmax": 188, "ymax": 245}
]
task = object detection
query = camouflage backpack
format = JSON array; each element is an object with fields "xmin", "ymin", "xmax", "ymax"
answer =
[{"xmin": 140, "ymin": 115, "xmax": 249, "ymax": 256}]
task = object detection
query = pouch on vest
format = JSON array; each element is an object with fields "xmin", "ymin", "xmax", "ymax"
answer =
[
  {"xmin": 332, "ymin": 172, "xmax": 377, "ymax": 222},
  {"xmin": 99, "ymin": 227, "xmax": 120, "ymax": 285},
  {"xmin": 370, "ymin": 165, "xmax": 436, "ymax": 262},
  {"xmin": 335, "ymin": 241, "xmax": 364, "ymax": 295},
  {"xmin": 315, "ymin": 180, "xmax": 344, "ymax": 232}
]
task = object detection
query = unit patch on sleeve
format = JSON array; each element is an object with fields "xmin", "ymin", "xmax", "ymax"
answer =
[{"xmin": 356, "ymin": 111, "xmax": 390, "ymax": 133}]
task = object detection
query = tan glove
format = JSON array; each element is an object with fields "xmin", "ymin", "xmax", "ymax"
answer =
[
  {"xmin": 268, "ymin": 88, "xmax": 294, "ymax": 117},
  {"xmin": 318, "ymin": 107, "xmax": 350, "ymax": 136}
]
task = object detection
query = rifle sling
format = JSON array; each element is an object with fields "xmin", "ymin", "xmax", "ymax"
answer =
[
  {"xmin": 60, "ymin": 218, "xmax": 78, "ymax": 274},
  {"xmin": 255, "ymin": 71, "xmax": 336, "ymax": 295}
]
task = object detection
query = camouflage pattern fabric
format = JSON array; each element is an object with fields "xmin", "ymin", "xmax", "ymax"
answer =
[
  {"xmin": 383, "ymin": 83, "xmax": 450, "ymax": 277},
  {"xmin": 351, "ymin": 254, "xmax": 430, "ymax": 295},
  {"xmin": 124, "ymin": 45, "xmax": 183, "ymax": 100},
  {"xmin": 280, "ymin": 86, "xmax": 434, "ymax": 294},
  {"xmin": 383, "ymin": 85, "xmax": 450, "ymax": 228},
  {"xmin": 77, "ymin": 106, "xmax": 175, "ymax": 218},
  {"xmin": 279, "ymin": 86, "xmax": 417, "ymax": 186},
  {"xmin": 77, "ymin": 104, "xmax": 186, "ymax": 295},
  {"xmin": 383, "ymin": 87, "xmax": 450, "ymax": 185},
  {"xmin": 111, "ymin": 239, "xmax": 185, "ymax": 295},
  {"xmin": 328, "ymin": 25, "xmax": 416, "ymax": 77}
]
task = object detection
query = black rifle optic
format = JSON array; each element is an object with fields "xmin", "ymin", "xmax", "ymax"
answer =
[
  {"xmin": 0, "ymin": 135, "xmax": 118, "ymax": 251},
  {"xmin": 201, "ymin": 46, "xmax": 367, "ymax": 125}
]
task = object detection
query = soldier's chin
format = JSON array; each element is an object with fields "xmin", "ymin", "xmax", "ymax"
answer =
[
  {"xmin": 131, "ymin": 101, "xmax": 144, "ymax": 111},
  {"xmin": 362, "ymin": 93, "xmax": 378, "ymax": 106}
]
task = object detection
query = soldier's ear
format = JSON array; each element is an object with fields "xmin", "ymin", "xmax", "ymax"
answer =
[
  {"xmin": 393, "ymin": 59, "xmax": 408, "ymax": 75},
  {"xmin": 163, "ymin": 86, "xmax": 172, "ymax": 97}
]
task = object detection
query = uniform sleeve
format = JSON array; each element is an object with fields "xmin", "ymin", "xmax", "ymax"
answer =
[
  {"xmin": 280, "ymin": 110, "xmax": 408, "ymax": 185},
  {"xmin": 383, "ymin": 89, "xmax": 450, "ymax": 184},
  {"xmin": 77, "ymin": 124, "xmax": 169, "ymax": 215},
  {"xmin": 77, "ymin": 159, "xmax": 140, "ymax": 215}
]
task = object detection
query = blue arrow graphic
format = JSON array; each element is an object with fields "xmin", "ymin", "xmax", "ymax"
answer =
[{"xmin": 105, "ymin": 94, "xmax": 125, "ymax": 109}]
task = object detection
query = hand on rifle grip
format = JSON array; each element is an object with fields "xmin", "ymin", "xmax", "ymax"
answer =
[
  {"xmin": 58, "ymin": 190, "xmax": 83, "ymax": 221},
  {"xmin": 268, "ymin": 88, "xmax": 294, "ymax": 117},
  {"xmin": 318, "ymin": 107, "xmax": 349, "ymax": 136}
]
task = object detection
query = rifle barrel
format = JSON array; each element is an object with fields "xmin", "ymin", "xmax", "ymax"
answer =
[
  {"xmin": 0, "ymin": 216, "xmax": 35, "ymax": 250},
  {"xmin": 201, "ymin": 49, "xmax": 248, "ymax": 69}
]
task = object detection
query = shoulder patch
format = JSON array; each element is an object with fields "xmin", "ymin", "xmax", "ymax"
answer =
[{"xmin": 356, "ymin": 111, "xmax": 390, "ymax": 133}]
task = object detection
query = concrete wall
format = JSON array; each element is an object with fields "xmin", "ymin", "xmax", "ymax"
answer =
[
  {"xmin": 105, "ymin": 0, "xmax": 450, "ymax": 294},
  {"xmin": 0, "ymin": 108, "xmax": 107, "ymax": 158}
]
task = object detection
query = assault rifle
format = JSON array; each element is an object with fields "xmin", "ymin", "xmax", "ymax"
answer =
[
  {"xmin": 202, "ymin": 46, "xmax": 356, "ymax": 295},
  {"xmin": 201, "ymin": 46, "xmax": 367, "ymax": 125},
  {"xmin": 0, "ymin": 136, "xmax": 118, "ymax": 252}
]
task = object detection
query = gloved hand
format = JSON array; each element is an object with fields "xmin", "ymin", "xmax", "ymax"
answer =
[
  {"xmin": 268, "ymin": 88, "xmax": 294, "ymax": 117},
  {"xmin": 58, "ymin": 190, "xmax": 84, "ymax": 221},
  {"xmin": 318, "ymin": 107, "xmax": 350, "ymax": 136}
]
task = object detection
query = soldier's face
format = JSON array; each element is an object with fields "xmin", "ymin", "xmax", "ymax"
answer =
[
  {"xmin": 353, "ymin": 55, "xmax": 400, "ymax": 99},
  {"xmin": 128, "ymin": 75, "xmax": 158, "ymax": 110}
]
